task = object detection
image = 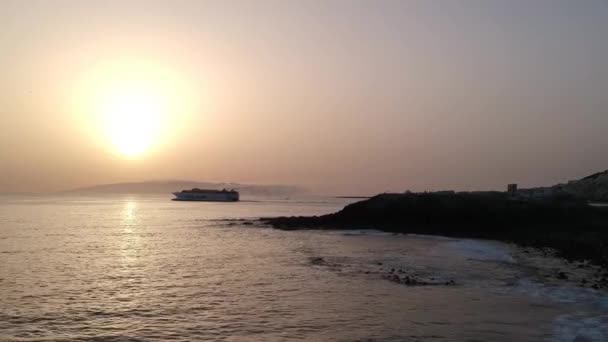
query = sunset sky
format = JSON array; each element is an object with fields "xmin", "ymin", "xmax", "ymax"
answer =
[{"xmin": 1, "ymin": 0, "xmax": 607, "ymax": 194}]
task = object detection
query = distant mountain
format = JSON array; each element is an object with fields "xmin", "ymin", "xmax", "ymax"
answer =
[
  {"xmin": 521, "ymin": 170, "xmax": 608, "ymax": 202},
  {"xmin": 64, "ymin": 180, "xmax": 304, "ymax": 197}
]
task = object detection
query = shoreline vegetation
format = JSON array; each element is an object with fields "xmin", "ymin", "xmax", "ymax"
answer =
[{"xmin": 261, "ymin": 192, "xmax": 608, "ymax": 272}]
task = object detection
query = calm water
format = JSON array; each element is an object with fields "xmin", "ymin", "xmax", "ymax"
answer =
[{"xmin": 1, "ymin": 195, "xmax": 607, "ymax": 342}]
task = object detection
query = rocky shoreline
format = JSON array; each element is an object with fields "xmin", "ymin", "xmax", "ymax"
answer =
[
  {"xmin": 512, "ymin": 245, "xmax": 608, "ymax": 291},
  {"xmin": 260, "ymin": 192, "xmax": 608, "ymax": 271},
  {"xmin": 302, "ymin": 238, "xmax": 608, "ymax": 291},
  {"xmin": 308, "ymin": 256, "xmax": 458, "ymax": 287}
]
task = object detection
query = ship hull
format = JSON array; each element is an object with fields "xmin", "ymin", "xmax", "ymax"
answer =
[{"xmin": 172, "ymin": 192, "xmax": 239, "ymax": 202}]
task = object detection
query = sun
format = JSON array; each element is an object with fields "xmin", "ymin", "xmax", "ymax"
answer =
[
  {"xmin": 99, "ymin": 84, "xmax": 167, "ymax": 157},
  {"xmin": 70, "ymin": 58, "xmax": 197, "ymax": 158}
]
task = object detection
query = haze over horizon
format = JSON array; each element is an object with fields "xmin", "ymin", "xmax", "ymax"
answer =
[{"xmin": 2, "ymin": 0, "xmax": 608, "ymax": 195}]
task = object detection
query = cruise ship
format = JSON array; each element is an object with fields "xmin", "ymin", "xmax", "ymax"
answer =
[{"xmin": 172, "ymin": 188, "xmax": 239, "ymax": 202}]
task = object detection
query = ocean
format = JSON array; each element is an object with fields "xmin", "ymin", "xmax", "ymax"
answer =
[{"xmin": 1, "ymin": 194, "xmax": 607, "ymax": 341}]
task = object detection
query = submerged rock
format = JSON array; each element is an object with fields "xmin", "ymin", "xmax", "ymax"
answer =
[
  {"xmin": 380, "ymin": 267, "xmax": 451, "ymax": 287},
  {"xmin": 309, "ymin": 257, "xmax": 326, "ymax": 266}
]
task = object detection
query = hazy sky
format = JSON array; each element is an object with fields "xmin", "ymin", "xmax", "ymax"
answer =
[{"xmin": 1, "ymin": 0, "xmax": 607, "ymax": 194}]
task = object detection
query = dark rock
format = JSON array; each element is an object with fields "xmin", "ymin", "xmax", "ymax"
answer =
[
  {"xmin": 390, "ymin": 268, "xmax": 395, "ymax": 273},
  {"xmin": 309, "ymin": 257, "xmax": 326, "ymax": 266},
  {"xmin": 557, "ymin": 271, "xmax": 568, "ymax": 280}
]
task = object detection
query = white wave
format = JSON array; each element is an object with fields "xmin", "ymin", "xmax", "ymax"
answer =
[
  {"xmin": 407, "ymin": 234, "xmax": 456, "ymax": 241},
  {"xmin": 511, "ymin": 279, "xmax": 608, "ymax": 342},
  {"xmin": 552, "ymin": 313, "xmax": 608, "ymax": 342},
  {"xmin": 515, "ymin": 279, "xmax": 608, "ymax": 307},
  {"xmin": 445, "ymin": 239, "xmax": 515, "ymax": 263},
  {"xmin": 338, "ymin": 229, "xmax": 394, "ymax": 236}
]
